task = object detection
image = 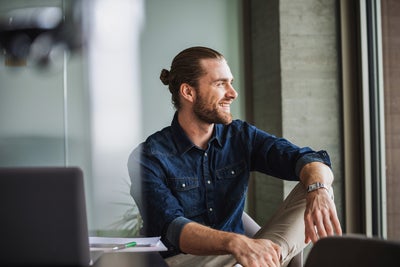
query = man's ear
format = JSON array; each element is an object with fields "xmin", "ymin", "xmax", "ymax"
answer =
[{"xmin": 180, "ymin": 83, "xmax": 195, "ymax": 103}]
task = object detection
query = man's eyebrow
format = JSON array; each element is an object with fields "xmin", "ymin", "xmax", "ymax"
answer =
[{"xmin": 212, "ymin": 78, "xmax": 234, "ymax": 83}]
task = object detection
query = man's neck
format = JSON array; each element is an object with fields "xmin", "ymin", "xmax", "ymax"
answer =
[{"xmin": 177, "ymin": 111, "xmax": 214, "ymax": 150}]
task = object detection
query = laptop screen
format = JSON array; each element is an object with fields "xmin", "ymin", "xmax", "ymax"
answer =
[{"xmin": 0, "ymin": 167, "xmax": 91, "ymax": 266}]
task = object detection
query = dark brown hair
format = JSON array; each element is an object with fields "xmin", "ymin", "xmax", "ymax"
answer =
[{"xmin": 160, "ymin": 46, "xmax": 224, "ymax": 110}]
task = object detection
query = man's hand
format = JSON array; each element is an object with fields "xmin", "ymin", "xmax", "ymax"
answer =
[
  {"xmin": 304, "ymin": 187, "xmax": 342, "ymax": 243},
  {"xmin": 180, "ymin": 222, "xmax": 281, "ymax": 267},
  {"xmin": 228, "ymin": 235, "xmax": 281, "ymax": 267},
  {"xmin": 300, "ymin": 162, "xmax": 343, "ymax": 244}
]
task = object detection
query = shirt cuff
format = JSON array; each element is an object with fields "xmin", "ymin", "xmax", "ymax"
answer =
[
  {"xmin": 165, "ymin": 216, "xmax": 193, "ymax": 250},
  {"xmin": 295, "ymin": 150, "xmax": 332, "ymax": 177}
]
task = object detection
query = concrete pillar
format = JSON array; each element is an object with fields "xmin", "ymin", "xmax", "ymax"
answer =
[{"xmin": 248, "ymin": 0, "xmax": 343, "ymax": 225}]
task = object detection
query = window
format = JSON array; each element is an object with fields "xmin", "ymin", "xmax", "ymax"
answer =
[{"xmin": 381, "ymin": 0, "xmax": 400, "ymax": 240}]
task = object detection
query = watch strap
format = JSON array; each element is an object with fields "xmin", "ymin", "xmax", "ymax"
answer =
[{"xmin": 307, "ymin": 182, "xmax": 328, "ymax": 193}]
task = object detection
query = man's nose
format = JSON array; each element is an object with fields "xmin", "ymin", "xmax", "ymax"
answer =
[{"xmin": 227, "ymin": 83, "xmax": 238, "ymax": 99}]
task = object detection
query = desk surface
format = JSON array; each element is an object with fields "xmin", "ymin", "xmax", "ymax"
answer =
[{"xmin": 93, "ymin": 252, "xmax": 168, "ymax": 267}]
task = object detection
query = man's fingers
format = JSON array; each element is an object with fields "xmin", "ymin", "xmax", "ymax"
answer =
[
  {"xmin": 235, "ymin": 238, "xmax": 282, "ymax": 267},
  {"xmin": 323, "ymin": 215, "xmax": 334, "ymax": 236},
  {"xmin": 304, "ymin": 214, "xmax": 318, "ymax": 243},
  {"xmin": 315, "ymin": 215, "xmax": 327, "ymax": 238},
  {"xmin": 272, "ymin": 243, "xmax": 281, "ymax": 266},
  {"xmin": 330, "ymin": 209, "xmax": 343, "ymax": 235},
  {"xmin": 305, "ymin": 209, "xmax": 340, "ymax": 242}
]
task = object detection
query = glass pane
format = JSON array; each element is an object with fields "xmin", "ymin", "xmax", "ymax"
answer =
[
  {"xmin": 0, "ymin": 67, "xmax": 66, "ymax": 167},
  {"xmin": 0, "ymin": 0, "xmax": 66, "ymax": 167}
]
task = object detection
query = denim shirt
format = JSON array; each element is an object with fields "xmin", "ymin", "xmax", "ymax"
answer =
[{"xmin": 128, "ymin": 114, "xmax": 331, "ymax": 257}]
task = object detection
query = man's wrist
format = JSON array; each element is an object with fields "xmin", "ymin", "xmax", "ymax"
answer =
[
  {"xmin": 306, "ymin": 182, "xmax": 329, "ymax": 193},
  {"xmin": 225, "ymin": 232, "xmax": 246, "ymax": 256}
]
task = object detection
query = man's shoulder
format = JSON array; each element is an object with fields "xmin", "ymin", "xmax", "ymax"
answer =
[
  {"xmin": 229, "ymin": 119, "xmax": 248, "ymax": 128},
  {"xmin": 147, "ymin": 125, "xmax": 173, "ymax": 141},
  {"xmin": 136, "ymin": 126, "xmax": 175, "ymax": 153},
  {"xmin": 223, "ymin": 119, "xmax": 255, "ymax": 134}
]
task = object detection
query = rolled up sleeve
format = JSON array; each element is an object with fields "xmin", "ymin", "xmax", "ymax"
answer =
[
  {"xmin": 165, "ymin": 216, "xmax": 193, "ymax": 250},
  {"xmin": 295, "ymin": 150, "xmax": 332, "ymax": 177}
]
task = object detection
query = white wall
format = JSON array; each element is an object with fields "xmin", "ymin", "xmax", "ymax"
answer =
[{"xmin": 139, "ymin": 0, "xmax": 244, "ymax": 139}]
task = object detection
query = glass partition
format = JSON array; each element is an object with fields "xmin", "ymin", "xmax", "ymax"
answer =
[
  {"xmin": 1, "ymin": 0, "xmax": 243, "ymax": 238},
  {"xmin": 0, "ymin": 1, "xmax": 67, "ymax": 167},
  {"xmin": 0, "ymin": 0, "xmax": 143, "ymax": 235}
]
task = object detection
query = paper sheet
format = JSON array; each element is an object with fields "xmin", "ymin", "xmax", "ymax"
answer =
[{"xmin": 89, "ymin": 236, "xmax": 167, "ymax": 252}]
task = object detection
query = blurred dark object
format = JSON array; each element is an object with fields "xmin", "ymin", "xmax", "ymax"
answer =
[
  {"xmin": 0, "ymin": 1, "xmax": 84, "ymax": 67},
  {"xmin": 304, "ymin": 235, "xmax": 400, "ymax": 267}
]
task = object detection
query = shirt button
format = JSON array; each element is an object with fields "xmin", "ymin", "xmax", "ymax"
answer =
[
  {"xmin": 204, "ymin": 152, "xmax": 208, "ymax": 157},
  {"xmin": 231, "ymin": 170, "xmax": 235, "ymax": 175},
  {"xmin": 209, "ymin": 208, "xmax": 213, "ymax": 212},
  {"xmin": 182, "ymin": 183, "xmax": 186, "ymax": 188},
  {"xmin": 207, "ymin": 180, "xmax": 211, "ymax": 184}
]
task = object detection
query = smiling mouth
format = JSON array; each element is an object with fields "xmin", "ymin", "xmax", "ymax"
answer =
[{"xmin": 220, "ymin": 102, "xmax": 231, "ymax": 111}]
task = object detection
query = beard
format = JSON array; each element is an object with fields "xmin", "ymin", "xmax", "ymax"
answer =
[{"xmin": 193, "ymin": 95, "xmax": 233, "ymax": 125}]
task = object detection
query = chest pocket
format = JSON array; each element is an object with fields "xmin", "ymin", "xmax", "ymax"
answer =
[
  {"xmin": 215, "ymin": 161, "xmax": 247, "ymax": 202},
  {"xmin": 168, "ymin": 177, "xmax": 203, "ymax": 217},
  {"xmin": 169, "ymin": 177, "xmax": 199, "ymax": 191},
  {"xmin": 216, "ymin": 160, "xmax": 246, "ymax": 180}
]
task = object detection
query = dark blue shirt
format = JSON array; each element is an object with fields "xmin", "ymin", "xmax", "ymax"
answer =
[{"xmin": 128, "ymin": 114, "xmax": 331, "ymax": 257}]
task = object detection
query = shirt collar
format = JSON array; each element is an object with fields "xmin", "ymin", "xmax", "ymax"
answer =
[
  {"xmin": 213, "ymin": 123, "xmax": 224, "ymax": 147},
  {"xmin": 171, "ymin": 113, "xmax": 195, "ymax": 154},
  {"xmin": 171, "ymin": 113, "xmax": 224, "ymax": 154}
]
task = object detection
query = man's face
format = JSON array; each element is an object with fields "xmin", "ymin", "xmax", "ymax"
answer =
[{"xmin": 193, "ymin": 58, "xmax": 238, "ymax": 125}]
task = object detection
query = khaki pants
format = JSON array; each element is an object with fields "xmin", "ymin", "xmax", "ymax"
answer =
[{"xmin": 165, "ymin": 183, "xmax": 312, "ymax": 267}]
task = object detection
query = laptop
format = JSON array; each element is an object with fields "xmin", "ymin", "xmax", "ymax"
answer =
[{"xmin": 0, "ymin": 167, "xmax": 101, "ymax": 266}]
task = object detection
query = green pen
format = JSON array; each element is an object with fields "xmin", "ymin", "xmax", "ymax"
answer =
[{"xmin": 112, "ymin": 241, "xmax": 151, "ymax": 250}]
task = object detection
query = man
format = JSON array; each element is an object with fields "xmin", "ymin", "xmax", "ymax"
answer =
[{"xmin": 128, "ymin": 46, "xmax": 342, "ymax": 267}]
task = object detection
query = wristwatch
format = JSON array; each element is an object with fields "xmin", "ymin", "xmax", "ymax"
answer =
[{"xmin": 307, "ymin": 182, "xmax": 328, "ymax": 193}]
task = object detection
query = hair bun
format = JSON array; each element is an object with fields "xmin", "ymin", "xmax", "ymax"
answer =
[{"xmin": 160, "ymin": 69, "xmax": 170, "ymax": 85}]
